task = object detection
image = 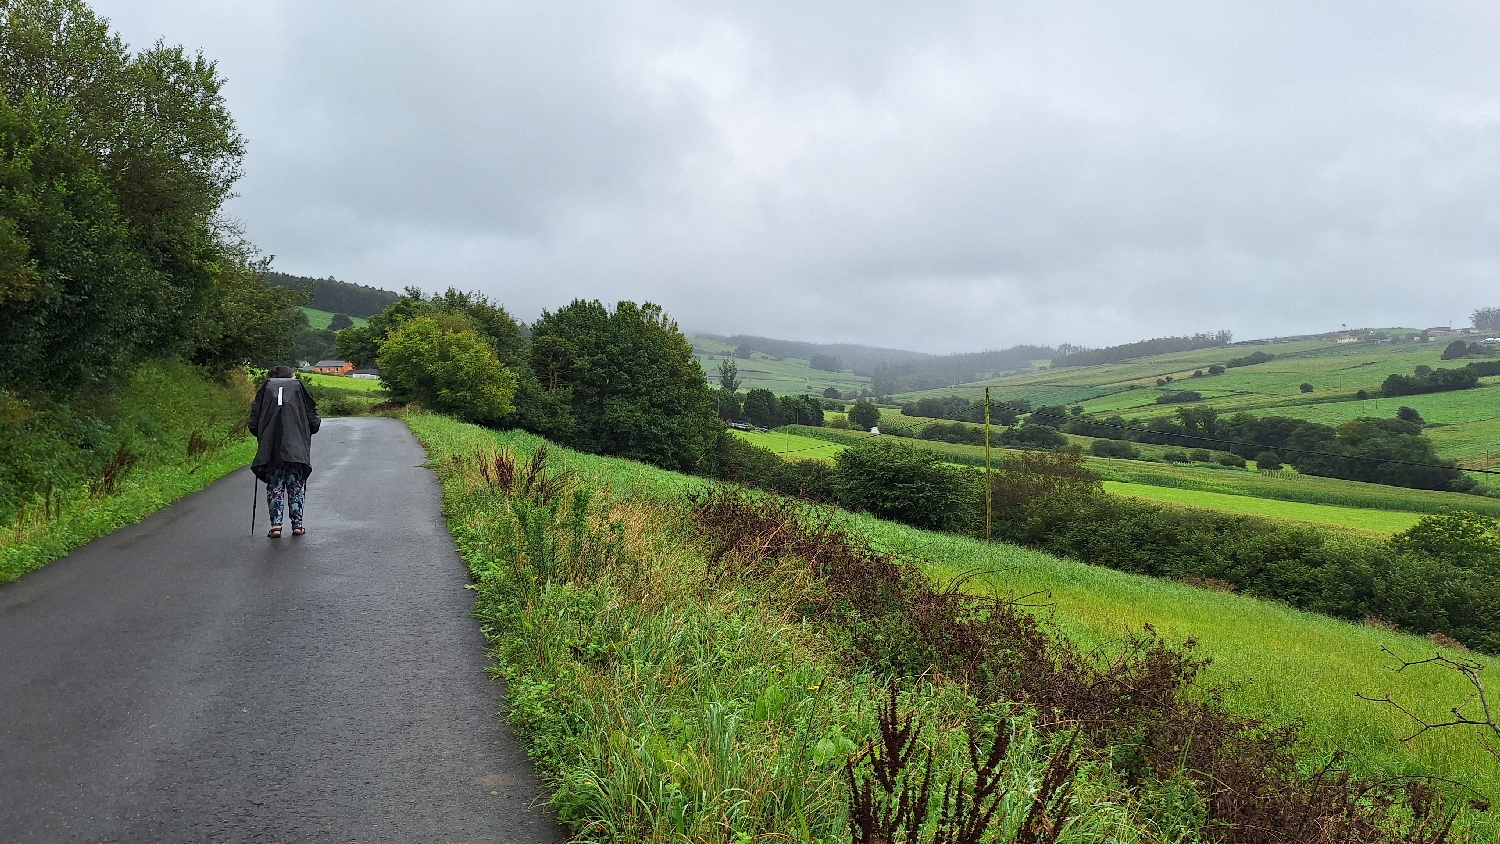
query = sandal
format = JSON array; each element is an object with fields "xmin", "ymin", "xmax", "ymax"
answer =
[
  {"xmin": 267, "ymin": 526, "xmax": 282, "ymax": 538},
  {"xmin": 292, "ymin": 526, "xmax": 305, "ymax": 536}
]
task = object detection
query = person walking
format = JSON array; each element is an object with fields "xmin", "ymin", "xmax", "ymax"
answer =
[{"xmin": 249, "ymin": 365, "xmax": 321, "ymax": 538}]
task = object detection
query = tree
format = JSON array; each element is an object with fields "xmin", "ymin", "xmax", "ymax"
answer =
[
  {"xmin": 335, "ymin": 325, "xmax": 379, "ymax": 366},
  {"xmin": 1207, "ymin": 364, "xmax": 1225, "ymax": 375},
  {"xmin": 809, "ymin": 353, "xmax": 841, "ymax": 372},
  {"xmin": 188, "ymin": 253, "xmax": 302, "ymax": 370},
  {"xmin": 848, "ymin": 399, "xmax": 881, "ymax": 431},
  {"xmin": 742, "ymin": 388, "xmax": 780, "ymax": 428},
  {"xmin": 529, "ymin": 300, "xmax": 719, "ymax": 472},
  {"xmin": 1299, "ymin": 383, "xmax": 1314, "ymax": 393},
  {"xmin": 717, "ymin": 357, "xmax": 739, "ymax": 393},
  {"xmin": 1397, "ymin": 406, "xmax": 1425, "ymax": 425},
  {"xmin": 1255, "ymin": 451, "xmax": 1283, "ymax": 470},
  {"xmin": 1473, "ymin": 307, "xmax": 1500, "ymax": 332},
  {"xmin": 823, "ymin": 386, "xmax": 841, "ymax": 399},
  {"xmin": 734, "ymin": 344, "xmax": 752, "ymax": 359},
  {"xmin": 376, "ymin": 314, "xmax": 515, "ymax": 422},
  {"xmin": 328, "ymin": 313, "xmax": 353, "ymax": 331}
]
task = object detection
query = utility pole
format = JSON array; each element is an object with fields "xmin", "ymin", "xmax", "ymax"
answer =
[{"xmin": 985, "ymin": 387, "xmax": 992, "ymax": 545}]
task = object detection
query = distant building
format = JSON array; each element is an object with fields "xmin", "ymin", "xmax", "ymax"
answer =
[{"xmin": 312, "ymin": 360, "xmax": 355, "ymax": 375}]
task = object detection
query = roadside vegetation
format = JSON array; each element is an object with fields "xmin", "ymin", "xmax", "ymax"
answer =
[
  {"xmin": 413, "ymin": 412, "xmax": 1496, "ymax": 842},
  {"xmin": 0, "ymin": 0, "xmax": 303, "ymax": 579}
]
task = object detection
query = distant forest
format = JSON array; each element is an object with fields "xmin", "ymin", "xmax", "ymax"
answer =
[
  {"xmin": 267, "ymin": 273, "xmax": 399, "ymax": 317},
  {"xmin": 1052, "ymin": 332, "xmax": 1232, "ymax": 368},
  {"xmin": 708, "ymin": 335, "xmax": 932, "ymax": 373},
  {"xmin": 869, "ymin": 345, "xmax": 1055, "ymax": 394}
]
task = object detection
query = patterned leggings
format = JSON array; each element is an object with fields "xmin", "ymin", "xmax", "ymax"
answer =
[{"xmin": 264, "ymin": 465, "xmax": 308, "ymax": 527}]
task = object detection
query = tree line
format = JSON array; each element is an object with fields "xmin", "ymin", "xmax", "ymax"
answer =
[
  {"xmin": 266, "ymin": 273, "xmax": 398, "ymax": 318},
  {"xmin": 0, "ymin": 0, "xmax": 300, "ymax": 394},
  {"xmin": 1051, "ymin": 331, "xmax": 1232, "ymax": 368}
]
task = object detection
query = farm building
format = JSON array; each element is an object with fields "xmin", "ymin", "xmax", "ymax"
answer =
[{"xmin": 312, "ymin": 360, "xmax": 355, "ymax": 375}]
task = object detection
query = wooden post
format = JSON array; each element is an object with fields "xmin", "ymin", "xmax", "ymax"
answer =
[{"xmin": 985, "ymin": 387, "xmax": 992, "ymax": 545}]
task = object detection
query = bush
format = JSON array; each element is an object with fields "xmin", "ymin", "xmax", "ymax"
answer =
[
  {"xmin": 1217, "ymin": 453, "xmax": 1247, "ymax": 468},
  {"xmin": 1299, "ymin": 383, "xmax": 1314, "ymax": 393},
  {"xmin": 377, "ymin": 314, "xmax": 516, "ymax": 423},
  {"xmin": 1189, "ymin": 449, "xmax": 1213, "ymax": 462},
  {"xmin": 1381, "ymin": 367, "xmax": 1479, "ymax": 397},
  {"xmin": 1225, "ymin": 351, "xmax": 1274, "ymax": 368},
  {"xmin": 1090, "ymin": 439, "xmax": 1139, "ymax": 459},
  {"xmin": 997, "ymin": 424, "xmax": 1068, "ymax": 449},
  {"xmin": 1207, "ymin": 364, "xmax": 1225, "ymax": 375},
  {"xmin": 1254, "ymin": 451, "xmax": 1283, "ymax": 471},
  {"xmin": 918, "ymin": 421, "xmax": 985, "ymax": 446},
  {"xmin": 831, "ymin": 439, "xmax": 974, "ymax": 532},
  {"xmin": 1156, "ymin": 391, "xmax": 1202, "ymax": 404},
  {"xmin": 1356, "ymin": 389, "xmax": 1369, "ymax": 399},
  {"xmin": 1397, "ymin": 406, "xmax": 1425, "ymax": 425},
  {"xmin": 1390, "ymin": 511, "xmax": 1500, "ymax": 569},
  {"xmin": 827, "ymin": 416, "xmax": 851, "ymax": 430},
  {"xmin": 1163, "ymin": 450, "xmax": 1189, "ymax": 463}
]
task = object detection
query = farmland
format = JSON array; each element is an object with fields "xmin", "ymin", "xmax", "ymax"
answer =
[
  {"xmin": 690, "ymin": 334, "xmax": 872, "ymax": 396},
  {"xmin": 1101, "ymin": 481, "xmax": 1424, "ymax": 534},
  {"xmin": 885, "ymin": 333, "xmax": 1499, "ymax": 468}
]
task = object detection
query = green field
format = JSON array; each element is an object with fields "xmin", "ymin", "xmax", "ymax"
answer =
[
  {"xmin": 884, "ymin": 333, "xmax": 1499, "ymax": 468},
  {"xmin": 300, "ymin": 371, "xmax": 387, "ymax": 393},
  {"xmin": 729, "ymin": 428, "xmax": 843, "ymax": 461},
  {"xmin": 298, "ymin": 306, "xmax": 369, "ymax": 331},
  {"xmin": 690, "ymin": 335, "xmax": 871, "ymax": 396},
  {"xmin": 409, "ymin": 413, "xmax": 1500, "ymax": 834},
  {"xmin": 1102, "ymin": 481, "xmax": 1424, "ymax": 534}
]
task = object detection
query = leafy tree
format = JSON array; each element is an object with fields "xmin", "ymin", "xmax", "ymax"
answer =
[
  {"xmin": 1207, "ymin": 364, "xmax": 1225, "ymax": 375},
  {"xmin": 823, "ymin": 386, "xmax": 841, "ymax": 399},
  {"xmin": 188, "ymin": 253, "xmax": 302, "ymax": 370},
  {"xmin": 998, "ymin": 425, "xmax": 1068, "ymax": 449},
  {"xmin": 376, "ymin": 314, "xmax": 515, "ymax": 422},
  {"xmin": 1299, "ymin": 383, "xmax": 1314, "ymax": 393},
  {"xmin": 734, "ymin": 344, "xmax": 752, "ymax": 359},
  {"xmin": 831, "ymin": 438, "xmax": 973, "ymax": 531},
  {"xmin": 529, "ymin": 300, "xmax": 718, "ymax": 471},
  {"xmin": 1473, "ymin": 307, "xmax": 1500, "ymax": 333},
  {"xmin": 1397, "ymin": 406, "xmax": 1425, "ymax": 425},
  {"xmin": 742, "ymin": 388, "xmax": 780, "ymax": 428},
  {"xmin": 848, "ymin": 399, "xmax": 881, "ymax": 431},
  {"xmin": 1255, "ymin": 451, "xmax": 1283, "ymax": 470},
  {"xmin": 778, "ymin": 394, "xmax": 824, "ymax": 427},
  {"xmin": 1090, "ymin": 439, "xmax": 1138, "ymax": 459},
  {"xmin": 335, "ymin": 325, "xmax": 378, "ymax": 366},
  {"xmin": 717, "ymin": 357, "xmax": 739, "ymax": 393},
  {"xmin": 709, "ymin": 387, "xmax": 743, "ymax": 422},
  {"xmin": 1391, "ymin": 511, "xmax": 1500, "ymax": 569},
  {"xmin": 1381, "ymin": 367, "xmax": 1478, "ymax": 397},
  {"xmin": 1414, "ymin": 365, "xmax": 1433, "ymax": 377},
  {"xmin": 809, "ymin": 353, "xmax": 841, "ymax": 372},
  {"xmin": 327, "ymin": 313, "xmax": 353, "ymax": 331}
]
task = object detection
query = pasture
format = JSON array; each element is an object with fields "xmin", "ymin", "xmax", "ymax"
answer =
[
  {"xmin": 1102, "ymin": 480, "xmax": 1424, "ymax": 534},
  {"xmin": 690, "ymin": 335, "xmax": 872, "ymax": 396},
  {"xmin": 878, "ymin": 334, "xmax": 1498, "ymax": 465},
  {"xmin": 298, "ymin": 306, "xmax": 369, "ymax": 330},
  {"xmin": 729, "ymin": 428, "xmax": 843, "ymax": 461}
]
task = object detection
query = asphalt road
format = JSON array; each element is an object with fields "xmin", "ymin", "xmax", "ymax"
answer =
[{"xmin": 0, "ymin": 417, "xmax": 564, "ymax": 843}]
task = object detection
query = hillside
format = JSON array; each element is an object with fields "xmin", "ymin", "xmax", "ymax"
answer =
[
  {"xmin": 689, "ymin": 334, "xmax": 875, "ymax": 396},
  {"xmin": 267, "ymin": 272, "xmax": 399, "ymax": 317},
  {"xmin": 884, "ymin": 332, "xmax": 1498, "ymax": 467}
]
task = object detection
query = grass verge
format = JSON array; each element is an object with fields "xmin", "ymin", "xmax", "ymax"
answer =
[{"xmin": 409, "ymin": 412, "xmax": 1495, "ymax": 841}]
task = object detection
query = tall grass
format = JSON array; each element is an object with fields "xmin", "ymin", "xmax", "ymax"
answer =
[{"xmin": 413, "ymin": 415, "xmax": 1199, "ymax": 842}]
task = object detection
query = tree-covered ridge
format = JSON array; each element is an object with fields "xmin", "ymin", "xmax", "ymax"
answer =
[
  {"xmin": 868, "ymin": 345, "xmax": 1055, "ymax": 394},
  {"xmin": 0, "ymin": 0, "xmax": 299, "ymax": 391},
  {"xmin": 266, "ymin": 272, "xmax": 398, "ymax": 318},
  {"xmin": 1052, "ymin": 331, "xmax": 1233, "ymax": 368}
]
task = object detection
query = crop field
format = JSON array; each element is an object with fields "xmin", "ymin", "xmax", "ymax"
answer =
[
  {"xmin": 729, "ymin": 428, "xmax": 843, "ymax": 461},
  {"xmin": 298, "ymin": 306, "xmax": 369, "ymax": 330},
  {"xmin": 1101, "ymin": 481, "xmax": 1423, "ymax": 534},
  {"xmin": 410, "ymin": 413, "xmax": 1500, "ymax": 833}
]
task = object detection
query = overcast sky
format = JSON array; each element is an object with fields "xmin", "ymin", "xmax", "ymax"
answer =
[{"xmin": 94, "ymin": 1, "xmax": 1500, "ymax": 353}]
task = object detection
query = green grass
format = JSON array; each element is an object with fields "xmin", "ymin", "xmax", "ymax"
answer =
[
  {"xmin": 408, "ymin": 413, "xmax": 1500, "ymax": 836},
  {"xmin": 1101, "ymin": 481, "xmax": 1424, "ymax": 535},
  {"xmin": 692, "ymin": 337, "xmax": 871, "ymax": 397},
  {"xmin": 883, "ymin": 333, "xmax": 1498, "ymax": 466},
  {"xmin": 729, "ymin": 428, "xmax": 843, "ymax": 462},
  {"xmin": 298, "ymin": 306, "xmax": 368, "ymax": 330},
  {"xmin": 0, "ymin": 363, "xmax": 257, "ymax": 583},
  {"xmin": 300, "ymin": 371, "xmax": 387, "ymax": 393}
]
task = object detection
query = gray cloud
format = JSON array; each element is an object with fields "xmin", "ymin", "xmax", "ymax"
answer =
[{"xmin": 95, "ymin": 1, "xmax": 1500, "ymax": 351}]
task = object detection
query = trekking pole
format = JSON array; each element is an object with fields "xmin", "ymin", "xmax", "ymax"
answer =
[{"xmin": 250, "ymin": 475, "xmax": 258, "ymax": 536}]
